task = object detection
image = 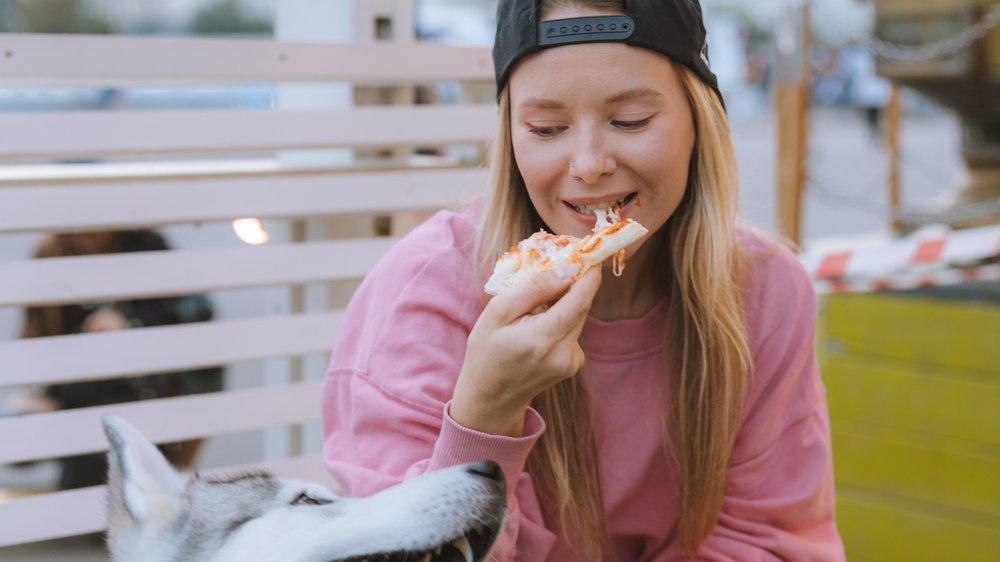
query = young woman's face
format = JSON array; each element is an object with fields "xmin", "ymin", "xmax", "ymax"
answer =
[{"xmin": 508, "ymin": 9, "xmax": 695, "ymax": 257}]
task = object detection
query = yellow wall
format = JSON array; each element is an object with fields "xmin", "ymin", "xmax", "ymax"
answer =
[{"xmin": 819, "ymin": 293, "xmax": 1000, "ymax": 561}]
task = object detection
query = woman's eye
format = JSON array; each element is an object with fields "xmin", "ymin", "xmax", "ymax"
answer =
[
  {"xmin": 527, "ymin": 124, "xmax": 566, "ymax": 138},
  {"xmin": 291, "ymin": 492, "xmax": 332, "ymax": 506},
  {"xmin": 612, "ymin": 116, "xmax": 654, "ymax": 130}
]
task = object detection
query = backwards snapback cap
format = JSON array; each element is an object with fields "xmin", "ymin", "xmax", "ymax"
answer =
[{"xmin": 493, "ymin": 0, "xmax": 723, "ymax": 106}]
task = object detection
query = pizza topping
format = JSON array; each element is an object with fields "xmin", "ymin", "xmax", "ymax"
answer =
[
  {"xmin": 484, "ymin": 218, "xmax": 649, "ymax": 296},
  {"xmin": 484, "ymin": 195, "xmax": 648, "ymax": 296}
]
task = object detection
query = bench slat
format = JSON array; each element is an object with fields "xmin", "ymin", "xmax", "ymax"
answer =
[
  {"xmin": 0, "ymin": 33, "xmax": 492, "ymax": 84},
  {"xmin": 0, "ymin": 167, "xmax": 485, "ymax": 233},
  {"xmin": 0, "ymin": 238, "xmax": 397, "ymax": 307},
  {"xmin": 0, "ymin": 454, "xmax": 334, "ymax": 547},
  {"xmin": 0, "ymin": 381, "xmax": 324, "ymax": 464},
  {"xmin": 0, "ymin": 105, "xmax": 497, "ymax": 160},
  {"xmin": 1, "ymin": 311, "xmax": 341, "ymax": 388}
]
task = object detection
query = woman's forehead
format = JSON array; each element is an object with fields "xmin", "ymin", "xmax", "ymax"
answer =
[{"xmin": 508, "ymin": 42, "xmax": 679, "ymax": 106}]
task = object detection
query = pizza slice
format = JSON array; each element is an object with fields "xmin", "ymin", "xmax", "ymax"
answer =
[{"xmin": 484, "ymin": 208, "xmax": 648, "ymax": 297}]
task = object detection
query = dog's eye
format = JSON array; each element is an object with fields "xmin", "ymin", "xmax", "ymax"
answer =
[{"xmin": 291, "ymin": 491, "xmax": 331, "ymax": 506}]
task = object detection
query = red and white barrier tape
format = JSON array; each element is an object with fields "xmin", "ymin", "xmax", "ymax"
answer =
[
  {"xmin": 798, "ymin": 224, "xmax": 1000, "ymax": 295},
  {"xmin": 813, "ymin": 263, "xmax": 1000, "ymax": 295}
]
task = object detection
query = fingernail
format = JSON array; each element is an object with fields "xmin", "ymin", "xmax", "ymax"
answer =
[{"xmin": 555, "ymin": 265, "xmax": 578, "ymax": 280}]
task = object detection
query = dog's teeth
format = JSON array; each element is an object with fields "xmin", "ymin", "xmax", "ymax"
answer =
[{"xmin": 453, "ymin": 536, "xmax": 474, "ymax": 562}]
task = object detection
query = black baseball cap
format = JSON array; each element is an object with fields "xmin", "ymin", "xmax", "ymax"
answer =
[{"xmin": 493, "ymin": 0, "xmax": 723, "ymax": 106}]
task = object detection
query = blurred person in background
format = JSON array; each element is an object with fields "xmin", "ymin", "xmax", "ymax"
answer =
[
  {"xmin": 8, "ymin": 229, "xmax": 223, "ymax": 490},
  {"xmin": 839, "ymin": 42, "xmax": 892, "ymax": 141},
  {"xmin": 321, "ymin": 0, "xmax": 843, "ymax": 560}
]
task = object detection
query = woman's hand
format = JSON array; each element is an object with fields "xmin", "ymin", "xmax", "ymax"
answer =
[{"xmin": 450, "ymin": 266, "xmax": 602, "ymax": 437}]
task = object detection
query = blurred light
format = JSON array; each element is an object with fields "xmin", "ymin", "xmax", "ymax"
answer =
[{"xmin": 233, "ymin": 218, "xmax": 269, "ymax": 245}]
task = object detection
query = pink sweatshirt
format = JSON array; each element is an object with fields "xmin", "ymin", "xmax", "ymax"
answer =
[{"xmin": 322, "ymin": 209, "xmax": 845, "ymax": 561}]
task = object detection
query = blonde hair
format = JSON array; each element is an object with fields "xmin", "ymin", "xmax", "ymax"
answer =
[{"xmin": 665, "ymin": 64, "xmax": 751, "ymax": 554}]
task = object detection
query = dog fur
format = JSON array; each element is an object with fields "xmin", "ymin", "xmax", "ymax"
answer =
[{"xmin": 102, "ymin": 415, "xmax": 505, "ymax": 562}]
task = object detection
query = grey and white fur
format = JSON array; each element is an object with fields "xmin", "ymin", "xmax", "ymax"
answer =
[{"xmin": 103, "ymin": 415, "xmax": 506, "ymax": 562}]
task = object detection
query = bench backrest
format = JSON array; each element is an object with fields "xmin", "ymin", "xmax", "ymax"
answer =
[{"xmin": 0, "ymin": 21, "xmax": 495, "ymax": 546}]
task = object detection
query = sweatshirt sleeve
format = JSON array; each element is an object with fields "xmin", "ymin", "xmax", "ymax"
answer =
[
  {"xmin": 665, "ymin": 245, "xmax": 845, "ymax": 561},
  {"xmin": 321, "ymin": 213, "xmax": 559, "ymax": 560}
]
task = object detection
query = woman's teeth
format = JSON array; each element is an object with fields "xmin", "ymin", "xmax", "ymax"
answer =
[{"xmin": 569, "ymin": 194, "xmax": 634, "ymax": 214}]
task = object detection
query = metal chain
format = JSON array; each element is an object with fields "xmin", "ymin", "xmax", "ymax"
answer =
[
  {"xmin": 807, "ymin": 170, "xmax": 1000, "ymax": 226},
  {"xmin": 805, "ymin": 172, "xmax": 893, "ymax": 218},
  {"xmin": 894, "ymin": 197, "xmax": 1000, "ymax": 225},
  {"xmin": 866, "ymin": 3, "xmax": 1000, "ymax": 63},
  {"xmin": 798, "ymin": 130, "xmax": 1000, "ymax": 229},
  {"xmin": 807, "ymin": 162, "xmax": 1000, "ymax": 227}
]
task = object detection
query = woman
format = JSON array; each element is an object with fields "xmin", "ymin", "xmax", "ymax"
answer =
[
  {"xmin": 322, "ymin": 0, "xmax": 844, "ymax": 559},
  {"xmin": 16, "ymin": 230, "xmax": 223, "ymax": 490}
]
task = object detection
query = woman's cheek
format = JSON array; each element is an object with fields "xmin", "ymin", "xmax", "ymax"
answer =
[{"xmin": 515, "ymin": 144, "xmax": 561, "ymax": 185}]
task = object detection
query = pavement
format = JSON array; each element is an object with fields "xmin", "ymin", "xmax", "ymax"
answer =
[{"xmin": 729, "ymin": 101, "xmax": 963, "ymax": 246}]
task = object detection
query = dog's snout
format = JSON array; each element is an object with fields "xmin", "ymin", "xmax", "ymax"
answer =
[{"xmin": 467, "ymin": 460, "xmax": 503, "ymax": 482}]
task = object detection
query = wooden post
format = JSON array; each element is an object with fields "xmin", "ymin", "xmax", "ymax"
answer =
[
  {"xmin": 352, "ymin": 0, "xmax": 430, "ymax": 237},
  {"xmin": 775, "ymin": 1, "xmax": 811, "ymax": 248},
  {"xmin": 884, "ymin": 85, "xmax": 902, "ymax": 234},
  {"xmin": 273, "ymin": 0, "xmax": 362, "ymax": 461}
]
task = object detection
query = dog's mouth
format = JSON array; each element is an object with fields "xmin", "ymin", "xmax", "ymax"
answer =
[{"xmin": 331, "ymin": 521, "xmax": 502, "ymax": 562}]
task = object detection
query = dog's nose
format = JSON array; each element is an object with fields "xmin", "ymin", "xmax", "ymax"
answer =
[{"xmin": 467, "ymin": 460, "xmax": 503, "ymax": 482}]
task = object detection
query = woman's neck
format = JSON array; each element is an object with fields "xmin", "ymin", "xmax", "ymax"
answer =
[{"xmin": 588, "ymin": 233, "xmax": 668, "ymax": 321}]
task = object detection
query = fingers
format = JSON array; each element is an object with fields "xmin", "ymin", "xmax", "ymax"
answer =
[
  {"xmin": 486, "ymin": 268, "xmax": 573, "ymax": 325},
  {"xmin": 537, "ymin": 266, "xmax": 602, "ymax": 338}
]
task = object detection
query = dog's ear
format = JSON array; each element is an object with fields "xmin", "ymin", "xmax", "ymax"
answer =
[{"xmin": 102, "ymin": 414, "xmax": 186, "ymax": 524}]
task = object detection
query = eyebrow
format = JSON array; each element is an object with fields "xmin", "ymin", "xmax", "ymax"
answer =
[
  {"xmin": 605, "ymin": 88, "xmax": 662, "ymax": 104},
  {"xmin": 518, "ymin": 88, "xmax": 662, "ymax": 110},
  {"xmin": 519, "ymin": 98, "xmax": 565, "ymax": 110}
]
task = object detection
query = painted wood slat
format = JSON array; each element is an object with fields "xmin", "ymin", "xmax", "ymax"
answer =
[
  {"xmin": 823, "ymin": 355, "xmax": 1000, "ymax": 446},
  {"xmin": 1, "ymin": 311, "xmax": 341, "ymax": 388},
  {"xmin": 831, "ymin": 420, "xmax": 1000, "ymax": 517},
  {"xmin": 0, "ymin": 454, "xmax": 334, "ymax": 547},
  {"xmin": 0, "ymin": 238, "xmax": 396, "ymax": 307},
  {"xmin": 836, "ymin": 486, "xmax": 1000, "ymax": 562},
  {"xmin": 0, "ymin": 33, "xmax": 493, "ymax": 84},
  {"xmin": 0, "ymin": 167, "xmax": 486, "ymax": 233},
  {"xmin": 823, "ymin": 293, "xmax": 1000, "ymax": 374},
  {"xmin": 0, "ymin": 105, "xmax": 497, "ymax": 160},
  {"xmin": 0, "ymin": 381, "xmax": 324, "ymax": 464}
]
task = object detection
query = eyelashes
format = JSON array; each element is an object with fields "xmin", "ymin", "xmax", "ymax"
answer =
[
  {"xmin": 611, "ymin": 116, "xmax": 654, "ymax": 130},
  {"xmin": 526, "ymin": 114, "xmax": 656, "ymax": 138},
  {"xmin": 527, "ymin": 125, "xmax": 567, "ymax": 138}
]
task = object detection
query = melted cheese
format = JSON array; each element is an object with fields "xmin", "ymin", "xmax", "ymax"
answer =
[{"xmin": 590, "ymin": 204, "xmax": 627, "ymax": 278}]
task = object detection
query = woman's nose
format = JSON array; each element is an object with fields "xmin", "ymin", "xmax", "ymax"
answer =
[{"xmin": 569, "ymin": 129, "xmax": 616, "ymax": 184}]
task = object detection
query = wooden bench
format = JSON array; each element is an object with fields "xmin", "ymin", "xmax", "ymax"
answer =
[{"xmin": 0, "ymin": 21, "xmax": 495, "ymax": 546}]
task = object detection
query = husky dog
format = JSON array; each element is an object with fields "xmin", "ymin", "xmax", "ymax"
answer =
[{"xmin": 102, "ymin": 415, "xmax": 506, "ymax": 562}]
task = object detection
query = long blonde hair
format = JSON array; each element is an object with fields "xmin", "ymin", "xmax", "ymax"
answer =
[{"xmin": 475, "ymin": 3, "xmax": 750, "ymax": 557}]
